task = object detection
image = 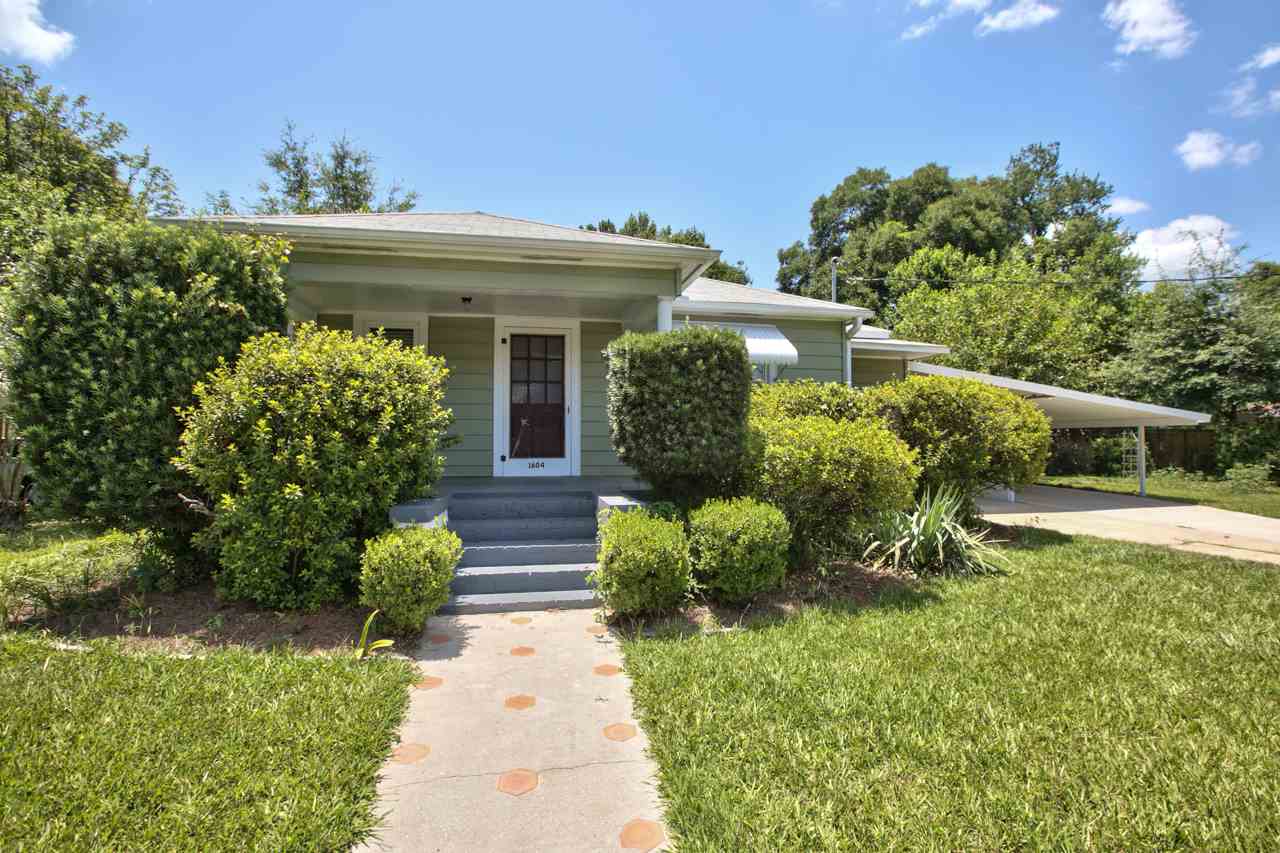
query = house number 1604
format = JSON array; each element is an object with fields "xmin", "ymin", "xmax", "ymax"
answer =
[{"xmin": 527, "ymin": 461, "xmax": 545, "ymax": 469}]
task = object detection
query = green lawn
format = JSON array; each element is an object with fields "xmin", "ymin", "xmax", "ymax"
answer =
[
  {"xmin": 0, "ymin": 632, "xmax": 414, "ymax": 851},
  {"xmin": 1041, "ymin": 472, "xmax": 1280, "ymax": 519},
  {"xmin": 623, "ymin": 532, "xmax": 1280, "ymax": 851},
  {"xmin": 0, "ymin": 520, "xmax": 137, "ymax": 624}
]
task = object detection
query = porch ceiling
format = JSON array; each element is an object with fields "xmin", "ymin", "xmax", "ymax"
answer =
[{"xmin": 292, "ymin": 280, "xmax": 642, "ymax": 321}]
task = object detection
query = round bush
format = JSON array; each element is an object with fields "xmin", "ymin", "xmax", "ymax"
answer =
[
  {"xmin": 688, "ymin": 497, "xmax": 790, "ymax": 603},
  {"xmin": 359, "ymin": 525, "xmax": 462, "ymax": 634},
  {"xmin": 589, "ymin": 509, "xmax": 691, "ymax": 615},
  {"xmin": 174, "ymin": 323, "xmax": 453, "ymax": 609},
  {"xmin": 857, "ymin": 375, "xmax": 1051, "ymax": 499},
  {"xmin": 605, "ymin": 326, "xmax": 752, "ymax": 503},
  {"xmin": 749, "ymin": 414, "xmax": 919, "ymax": 561},
  {"xmin": 751, "ymin": 379, "xmax": 863, "ymax": 422},
  {"xmin": 3, "ymin": 218, "xmax": 290, "ymax": 544}
]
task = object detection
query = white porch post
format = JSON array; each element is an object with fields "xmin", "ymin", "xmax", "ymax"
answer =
[
  {"xmin": 1137, "ymin": 425, "xmax": 1147, "ymax": 496},
  {"xmin": 656, "ymin": 296, "xmax": 673, "ymax": 332}
]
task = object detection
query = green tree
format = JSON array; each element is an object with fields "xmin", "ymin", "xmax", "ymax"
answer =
[
  {"xmin": 583, "ymin": 211, "xmax": 751, "ymax": 284},
  {"xmin": 219, "ymin": 121, "xmax": 418, "ymax": 216},
  {"xmin": 0, "ymin": 64, "xmax": 179, "ymax": 281}
]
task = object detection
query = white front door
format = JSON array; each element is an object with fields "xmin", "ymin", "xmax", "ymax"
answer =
[{"xmin": 493, "ymin": 319, "xmax": 579, "ymax": 477}]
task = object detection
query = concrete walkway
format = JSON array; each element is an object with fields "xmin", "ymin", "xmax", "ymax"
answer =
[
  {"xmin": 360, "ymin": 608, "xmax": 668, "ymax": 853},
  {"xmin": 980, "ymin": 485, "xmax": 1280, "ymax": 565}
]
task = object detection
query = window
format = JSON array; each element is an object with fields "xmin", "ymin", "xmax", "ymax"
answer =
[{"xmin": 371, "ymin": 326, "xmax": 415, "ymax": 348}]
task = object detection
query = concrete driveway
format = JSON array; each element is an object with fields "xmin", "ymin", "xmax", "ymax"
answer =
[{"xmin": 979, "ymin": 485, "xmax": 1280, "ymax": 566}]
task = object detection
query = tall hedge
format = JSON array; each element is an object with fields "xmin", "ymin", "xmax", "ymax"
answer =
[
  {"xmin": 858, "ymin": 375, "xmax": 1052, "ymax": 499},
  {"xmin": 3, "ymin": 217, "xmax": 290, "ymax": 542},
  {"xmin": 174, "ymin": 324, "xmax": 453, "ymax": 609},
  {"xmin": 605, "ymin": 326, "xmax": 752, "ymax": 502}
]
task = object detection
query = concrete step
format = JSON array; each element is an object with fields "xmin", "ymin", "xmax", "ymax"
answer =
[
  {"xmin": 459, "ymin": 539, "xmax": 598, "ymax": 568},
  {"xmin": 450, "ymin": 515, "xmax": 597, "ymax": 543},
  {"xmin": 451, "ymin": 562, "xmax": 595, "ymax": 595},
  {"xmin": 440, "ymin": 588, "xmax": 598, "ymax": 614},
  {"xmin": 448, "ymin": 491, "xmax": 597, "ymax": 521}
]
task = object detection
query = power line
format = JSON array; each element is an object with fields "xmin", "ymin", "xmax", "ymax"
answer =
[{"xmin": 839, "ymin": 272, "xmax": 1255, "ymax": 288}]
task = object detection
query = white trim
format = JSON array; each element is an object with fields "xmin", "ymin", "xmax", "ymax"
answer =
[
  {"xmin": 355, "ymin": 311, "xmax": 429, "ymax": 348},
  {"xmin": 492, "ymin": 316, "xmax": 582, "ymax": 477},
  {"xmin": 674, "ymin": 298, "xmax": 871, "ymax": 322},
  {"xmin": 850, "ymin": 339, "xmax": 951, "ymax": 360}
]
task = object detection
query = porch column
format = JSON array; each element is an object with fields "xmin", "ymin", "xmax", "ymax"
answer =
[
  {"xmin": 656, "ymin": 296, "xmax": 673, "ymax": 332},
  {"xmin": 1137, "ymin": 425, "xmax": 1147, "ymax": 496}
]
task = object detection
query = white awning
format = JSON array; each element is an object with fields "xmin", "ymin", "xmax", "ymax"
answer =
[
  {"xmin": 687, "ymin": 321, "xmax": 799, "ymax": 366},
  {"xmin": 909, "ymin": 362, "xmax": 1211, "ymax": 428}
]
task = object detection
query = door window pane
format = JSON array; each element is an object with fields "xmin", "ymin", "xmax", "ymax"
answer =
[
  {"xmin": 511, "ymin": 336, "xmax": 529, "ymax": 356},
  {"xmin": 511, "ymin": 383, "xmax": 528, "ymax": 404},
  {"xmin": 547, "ymin": 383, "xmax": 562, "ymax": 404},
  {"xmin": 547, "ymin": 337, "xmax": 563, "ymax": 357},
  {"xmin": 529, "ymin": 383, "xmax": 546, "ymax": 404},
  {"xmin": 529, "ymin": 337, "xmax": 545, "ymax": 357},
  {"xmin": 530, "ymin": 361, "xmax": 546, "ymax": 381},
  {"xmin": 512, "ymin": 361, "xmax": 528, "ymax": 381}
]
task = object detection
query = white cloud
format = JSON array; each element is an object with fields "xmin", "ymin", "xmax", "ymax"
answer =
[
  {"xmin": 1102, "ymin": 0, "xmax": 1196, "ymax": 59},
  {"xmin": 976, "ymin": 0, "xmax": 1059, "ymax": 35},
  {"xmin": 1175, "ymin": 130, "xmax": 1262, "ymax": 170},
  {"xmin": 904, "ymin": 0, "xmax": 1060, "ymax": 40},
  {"xmin": 1108, "ymin": 196, "xmax": 1150, "ymax": 215},
  {"xmin": 1240, "ymin": 43, "xmax": 1280, "ymax": 72},
  {"xmin": 1219, "ymin": 76, "xmax": 1278, "ymax": 119},
  {"xmin": 1133, "ymin": 215, "xmax": 1238, "ymax": 279},
  {"xmin": 0, "ymin": 0, "xmax": 74, "ymax": 63}
]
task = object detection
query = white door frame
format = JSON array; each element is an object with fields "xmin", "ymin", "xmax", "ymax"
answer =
[{"xmin": 493, "ymin": 317, "xmax": 581, "ymax": 477}]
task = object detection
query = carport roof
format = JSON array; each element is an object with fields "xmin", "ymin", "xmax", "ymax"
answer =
[{"xmin": 909, "ymin": 362, "xmax": 1211, "ymax": 428}]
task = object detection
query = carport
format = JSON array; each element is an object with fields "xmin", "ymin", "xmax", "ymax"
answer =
[{"xmin": 909, "ymin": 362, "xmax": 1212, "ymax": 496}]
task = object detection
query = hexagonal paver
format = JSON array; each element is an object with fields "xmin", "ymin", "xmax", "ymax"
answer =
[
  {"xmin": 504, "ymin": 693, "xmax": 536, "ymax": 711},
  {"xmin": 586, "ymin": 624, "xmax": 608, "ymax": 636},
  {"xmin": 510, "ymin": 646, "xmax": 536, "ymax": 657},
  {"xmin": 509, "ymin": 616, "xmax": 532, "ymax": 625},
  {"xmin": 619, "ymin": 818, "xmax": 666, "ymax": 851},
  {"xmin": 603, "ymin": 723, "xmax": 637, "ymax": 742},
  {"xmin": 414, "ymin": 675, "xmax": 444, "ymax": 690},
  {"xmin": 593, "ymin": 663, "xmax": 622, "ymax": 677},
  {"xmin": 427, "ymin": 633, "xmax": 451, "ymax": 646},
  {"xmin": 496, "ymin": 768, "xmax": 539, "ymax": 797},
  {"xmin": 391, "ymin": 743, "xmax": 431, "ymax": 764}
]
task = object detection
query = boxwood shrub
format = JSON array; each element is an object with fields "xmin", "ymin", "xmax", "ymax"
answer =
[
  {"xmin": 589, "ymin": 509, "xmax": 691, "ymax": 615},
  {"xmin": 3, "ymin": 218, "xmax": 290, "ymax": 545},
  {"xmin": 751, "ymin": 379, "xmax": 863, "ymax": 422},
  {"xmin": 688, "ymin": 497, "xmax": 790, "ymax": 603},
  {"xmin": 174, "ymin": 324, "xmax": 453, "ymax": 609},
  {"xmin": 858, "ymin": 375, "xmax": 1051, "ymax": 500},
  {"xmin": 605, "ymin": 327, "xmax": 752, "ymax": 503},
  {"xmin": 359, "ymin": 525, "xmax": 462, "ymax": 634},
  {"xmin": 750, "ymin": 414, "xmax": 919, "ymax": 561}
]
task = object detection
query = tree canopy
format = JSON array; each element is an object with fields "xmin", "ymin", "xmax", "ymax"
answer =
[
  {"xmin": 212, "ymin": 121, "xmax": 418, "ymax": 216},
  {"xmin": 584, "ymin": 211, "xmax": 751, "ymax": 284}
]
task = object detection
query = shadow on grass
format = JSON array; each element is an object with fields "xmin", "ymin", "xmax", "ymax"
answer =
[
  {"xmin": 989, "ymin": 524, "xmax": 1075, "ymax": 551},
  {"xmin": 614, "ymin": 562, "xmax": 946, "ymax": 641}
]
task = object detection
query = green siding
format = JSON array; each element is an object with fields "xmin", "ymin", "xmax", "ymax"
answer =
[
  {"xmin": 852, "ymin": 357, "xmax": 906, "ymax": 387},
  {"xmin": 430, "ymin": 317, "xmax": 494, "ymax": 477},
  {"xmin": 581, "ymin": 321, "xmax": 633, "ymax": 477},
  {"xmin": 688, "ymin": 317, "xmax": 846, "ymax": 384}
]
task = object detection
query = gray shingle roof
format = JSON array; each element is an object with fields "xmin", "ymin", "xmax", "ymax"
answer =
[
  {"xmin": 676, "ymin": 277, "xmax": 872, "ymax": 319},
  {"xmin": 178, "ymin": 211, "xmax": 709, "ymax": 252}
]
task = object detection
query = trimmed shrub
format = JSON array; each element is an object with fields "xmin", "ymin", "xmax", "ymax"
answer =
[
  {"xmin": 858, "ymin": 375, "xmax": 1051, "ymax": 500},
  {"xmin": 689, "ymin": 497, "xmax": 790, "ymax": 603},
  {"xmin": 590, "ymin": 509, "xmax": 691, "ymax": 615},
  {"xmin": 605, "ymin": 326, "xmax": 752, "ymax": 503},
  {"xmin": 749, "ymin": 415, "xmax": 919, "ymax": 561},
  {"xmin": 3, "ymin": 217, "xmax": 290, "ymax": 545},
  {"xmin": 174, "ymin": 324, "xmax": 452, "ymax": 609},
  {"xmin": 751, "ymin": 379, "xmax": 863, "ymax": 422},
  {"xmin": 359, "ymin": 526, "xmax": 462, "ymax": 634}
]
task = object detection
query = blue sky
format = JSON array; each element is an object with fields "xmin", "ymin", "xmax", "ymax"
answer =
[{"xmin": 4, "ymin": 0, "xmax": 1278, "ymax": 285}]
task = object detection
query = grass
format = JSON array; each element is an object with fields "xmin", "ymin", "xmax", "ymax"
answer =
[
  {"xmin": 1041, "ymin": 471, "xmax": 1280, "ymax": 519},
  {"xmin": 0, "ymin": 519, "xmax": 137, "ymax": 624},
  {"xmin": 622, "ymin": 531, "xmax": 1280, "ymax": 851},
  {"xmin": 0, "ymin": 631, "xmax": 415, "ymax": 851}
]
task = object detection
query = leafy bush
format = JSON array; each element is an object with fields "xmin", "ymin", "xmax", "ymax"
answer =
[
  {"xmin": 1225, "ymin": 463, "xmax": 1273, "ymax": 493},
  {"xmin": 688, "ymin": 497, "xmax": 790, "ymax": 603},
  {"xmin": 749, "ymin": 415, "xmax": 919, "ymax": 561},
  {"xmin": 605, "ymin": 327, "xmax": 753, "ymax": 503},
  {"xmin": 590, "ymin": 509, "xmax": 691, "ymax": 614},
  {"xmin": 751, "ymin": 379, "xmax": 863, "ymax": 422},
  {"xmin": 3, "ymin": 217, "xmax": 290, "ymax": 546},
  {"xmin": 1046, "ymin": 432, "xmax": 1094, "ymax": 476},
  {"xmin": 174, "ymin": 324, "xmax": 452, "ymax": 609},
  {"xmin": 858, "ymin": 375, "xmax": 1051, "ymax": 500},
  {"xmin": 359, "ymin": 526, "xmax": 462, "ymax": 634},
  {"xmin": 860, "ymin": 487, "xmax": 1005, "ymax": 577}
]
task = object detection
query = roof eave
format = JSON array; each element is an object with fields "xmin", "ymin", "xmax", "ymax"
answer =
[{"xmin": 674, "ymin": 298, "xmax": 872, "ymax": 322}]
